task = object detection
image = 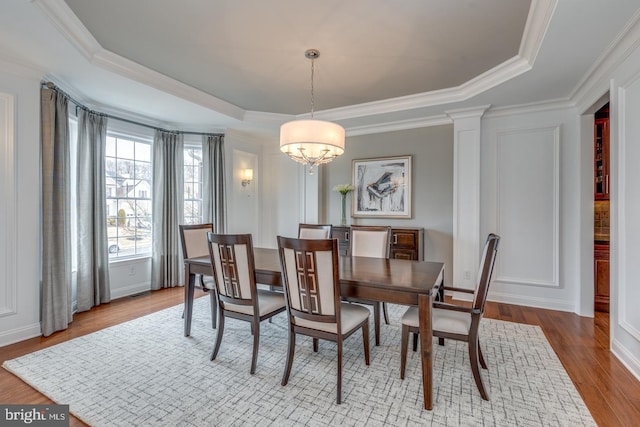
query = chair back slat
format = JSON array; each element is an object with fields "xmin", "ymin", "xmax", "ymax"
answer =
[
  {"xmin": 472, "ymin": 233, "xmax": 500, "ymax": 313},
  {"xmin": 207, "ymin": 233, "xmax": 255, "ymax": 305},
  {"xmin": 278, "ymin": 237, "xmax": 340, "ymax": 324},
  {"xmin": 180, "ymin": 223, "xmax": 214, "ymax": 259},
  {"xmin": 350, "ymin": 226, "xmax": 391, "ymax": 258}
]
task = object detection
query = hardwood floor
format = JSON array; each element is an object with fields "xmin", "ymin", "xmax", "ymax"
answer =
[{"xmin": 1, "ymin": 288, "xmax": 639, "ymax": 426}]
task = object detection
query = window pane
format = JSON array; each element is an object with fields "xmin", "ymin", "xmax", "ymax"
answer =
[
  {"xmin": 117, "ymin": 138, "xmax": 135, "ymax": 160},
  {"xmin": 106, "ymin": 136, "xmax": 117, "ymax": 157},
  {"xmin": 183, "ymin": 147, "xmax": 204, "ymax": 224},
  {"xmin": 107, "ymin": 135, "xmax": 153, "ymax": 259},
  {"xmin": 136, "ymin": 141, "xmax": 151, "ymax": 161}
]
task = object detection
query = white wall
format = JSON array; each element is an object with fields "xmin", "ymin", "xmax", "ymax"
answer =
[
  {"xmin": 0, "ymin": 64, "xmax": 42, "ymax": 346},
  {"xmin": 323, "ymin": 126, "xmax": 454, "ymax": 282},
  {"xmin": 481, "ymin": 107, "xmax": 580, "ymax": 312},
  {"xmin": 608, "ymin": 41, "xmax": 640, "ymax": 380}
]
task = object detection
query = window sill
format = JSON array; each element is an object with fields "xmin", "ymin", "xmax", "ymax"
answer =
[{"xmin": 108, "ymin": 255, "xmax": 152, "ymax": 265}]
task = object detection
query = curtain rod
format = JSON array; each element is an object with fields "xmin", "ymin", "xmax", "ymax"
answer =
[{"xmin": 42, "ymin": 82, "xmax": 224, "ymax": 137}]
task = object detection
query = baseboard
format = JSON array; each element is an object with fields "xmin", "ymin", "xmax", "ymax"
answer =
[
  {"xmin": 448, "ymin": 290, "xmax": 576, "ymax": 313},
  {"xmin": 110, "ymin": 282, "xmax": 151, "ymax": 300},
  {"xmin": 0, "ymin": 322, "xmax": 41, "ymax": 348},
  {"xmin": 611, "ymin": 339, "xmax": 640, "ymax": 382}
]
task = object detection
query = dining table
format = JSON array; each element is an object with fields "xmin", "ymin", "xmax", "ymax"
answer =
[{"xmin": 183, "ymin": 247, "xmax": 445, "ymax": 410}]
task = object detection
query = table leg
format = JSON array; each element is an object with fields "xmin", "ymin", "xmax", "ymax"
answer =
[
  {"xmin": 418, "ymin": 293, "xmax": 433, "ymax": 410},
  {"xmin": 184, "ymin": 264, "xmax": 195, "ymax": 337}
]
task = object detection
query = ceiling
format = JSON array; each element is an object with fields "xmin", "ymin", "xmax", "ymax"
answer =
[{"xmin": 1, "ymin": 0, "xmax": 639, "ymax": 135}]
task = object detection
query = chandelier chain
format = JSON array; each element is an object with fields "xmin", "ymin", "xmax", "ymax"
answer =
[{"xmin": 310, "ymin": 57, "xmax": 315, "ymax": 118}]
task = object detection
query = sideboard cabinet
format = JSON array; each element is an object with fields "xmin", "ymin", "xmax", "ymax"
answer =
[{"xmin": 331, "ymin": 226, "xmax": 424, "ymax": 261}]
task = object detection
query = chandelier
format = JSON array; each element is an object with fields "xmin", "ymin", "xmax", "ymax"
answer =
[{"xmin": 280, "ymin": 49, "xmax": 345, "ymax": 175}]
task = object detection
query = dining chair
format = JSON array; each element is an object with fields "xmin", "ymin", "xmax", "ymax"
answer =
[
  {"xmin": 277, "ymin": 236, "xmax": 370, "ymax": 404},
  {"xmin": 298, "ymin": 223, "xmax": 332, "ymax": 239},
  {"xmin": 347, "ymin": 225, "xmax": 392, "ymax": 346},
  {"xmin": 207, "ymin": 232, "xmax": 286, "ymax": 374},
  {"xmin": 179, "ymin": 223, "xmax": 216, "ymax": 328},
  {"xmin": 399, "ymin": 233, "xmax": 500, "ymax": 400}
]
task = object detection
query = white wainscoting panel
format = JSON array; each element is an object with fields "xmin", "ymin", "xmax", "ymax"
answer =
[
  {"xmin": 494, "ymin": 126, "xmax": 559, "ymax": 287},
  {"xmin": 0, "ymin": 93, "xmax": 16, "ymax": 317},
  {"xmin": 618, "ymin": 76, "xmax": 640, "ymax": 342}
]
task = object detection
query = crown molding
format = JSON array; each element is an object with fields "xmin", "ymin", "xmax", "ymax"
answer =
[
  {"xmin": 484, "ymin": 98, "xmax": 574, "ymax": 118},
  {"xmin": 35, "ymin": 0, "xmax": 245, "ymax": 121},
  {"xmin": 572, "ymin": 9, "xmax": 640, "ymax": 112},
  {"xmin": 0, "ymin": 52, "xmax": 46, "ymax": 80},
  {"xmin": 35, "ymin": 0, "xmax": 556, "ymax": 127},
  {"xmin": 33, "ymin": 0, "xmax": 101, "ymax": 61},
  {"xmin": 445, "ymin": 105, "xmax": 491, "ymax": 120},
  {"xmin": 92, "ymin": 50, "xmax": 245, "ymax": 121},
  {"xmin": 345, "ymin": 114, "xmax": 452, "ymax": 137},
  {"xmin": 519, "ymin": 0, "xmax": 558, "ymax": 65}
]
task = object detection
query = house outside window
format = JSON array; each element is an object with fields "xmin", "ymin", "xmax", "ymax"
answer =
[
  {"xmin": 184, "ymin": 146, "xmax": 203, "ymax": 224},
  {"xmin": 106, "ymin": 135, "xmax": 152, "ymax": 258}
]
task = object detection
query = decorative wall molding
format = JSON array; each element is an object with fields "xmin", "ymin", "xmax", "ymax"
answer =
[
  {"xmin": 346, "ymin": 114, "xmax": 452, "ymax": 137},
  {"xmin": 0, "ymin": 92, "xmax": 16, "ymax": 318},
  {"xmin": 611, "ymin": 339, "xmax": 640, "ymax": 382},
  {"xmin": 616, "ymin": 74, "xmax": 640, "ymax": 343},
  {"xmin": 493, "ymin": 126, "xmax": 560, "ymax": 288}
]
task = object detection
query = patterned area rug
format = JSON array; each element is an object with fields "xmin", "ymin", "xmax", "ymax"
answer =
[{"xmin": 3, "ymin": 298, "xmax": 595, "ymax": 426}]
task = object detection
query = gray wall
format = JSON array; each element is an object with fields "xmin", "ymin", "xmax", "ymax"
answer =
[{"xmin": 322, "ymin": 125, "xmax": 453, "ymax": 284}]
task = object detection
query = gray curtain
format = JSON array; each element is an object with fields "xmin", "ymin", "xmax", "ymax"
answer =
[
  {"xmin": 76, "ymin": 109, "xmax": 111, "ymax": 311},
  {"xmin": 151, "ymin": 130, "xmax": 184, "ymax": 289},
  {"xmin": 41, "ymin": 86, "xmax": 72, "ymax": 337},
  {"xmin": 202, "ymin": 134, "xmax": 226, "ymax": 232}
]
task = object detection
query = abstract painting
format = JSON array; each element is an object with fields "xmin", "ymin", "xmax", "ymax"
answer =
[{"xmin": 352, "ymin": 155, "xmax": 411, "ymax": 218}]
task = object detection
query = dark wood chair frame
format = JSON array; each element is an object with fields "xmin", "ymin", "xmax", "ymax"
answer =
[
  {"xmin": 347, "ymin": 225, "xmax": 392, "ymax": 346},
  {"xmin": 277, "ymin": 236, "xmax": 370, "ymax": 404},
  {"xmin": 400, "ymin": 233, "xmax": 500, "ymax": 400},
  {"xmin": 179, "ymin": 223, "xmax": 217, "ymax": 328},
  {"xmin": 207, "ymin": 232, "xmax": 286, "ymax": 374}
]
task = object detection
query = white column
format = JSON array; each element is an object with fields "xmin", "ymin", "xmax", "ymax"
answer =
[{"xmin": 446, "ymin": 106, "xmax": 489, "ymax": 291}]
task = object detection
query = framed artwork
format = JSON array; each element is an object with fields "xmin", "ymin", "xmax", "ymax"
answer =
[{"xmin": 352, "ymin": 155, "xmax": 412, "ymax": 218}]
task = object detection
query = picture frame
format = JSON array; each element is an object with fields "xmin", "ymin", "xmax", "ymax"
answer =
[{"xmin": 352, "ymin": 155, "xmax": 412, "ymax": 218}]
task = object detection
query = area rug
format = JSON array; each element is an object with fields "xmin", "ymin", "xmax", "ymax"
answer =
[{"xmin": 3, "ymin": 298, "xmax": 595, "ymax": 426}]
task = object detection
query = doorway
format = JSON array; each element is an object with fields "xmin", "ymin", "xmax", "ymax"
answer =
[{"xmin": 593, "ymin": 103, "xmax": 610, "ymax": 313}]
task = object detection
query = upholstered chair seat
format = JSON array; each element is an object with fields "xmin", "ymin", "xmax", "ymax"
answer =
[
  {"xmin": 223, "ymin": 289, "xmax": 285, "ymax": 317},
  {"xmin": 402, "ymin": 306, "xmax": 472, "ymax": 335},
  {"xmin": 293, "ymin": 303, "xmax": 370, "ymax": 334}
]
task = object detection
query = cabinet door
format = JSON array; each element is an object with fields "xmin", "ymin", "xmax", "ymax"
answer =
[
  {"xmin": 594, "ymin": 118, "xmax": 610, "ymax": 200},
  {"xmin": 391, "ymin": 249, "xmax": 416, "ymax": 260},
  {"xmin": 594, "ymin": 244, "xmax": 610, "ymax": 312},
  {"xmin": 390, "ymin": 228, "xmax": 423, "ymax": 260}
]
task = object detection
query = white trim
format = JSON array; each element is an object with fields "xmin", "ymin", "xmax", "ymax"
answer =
[
  {"xmin": 616, "ymin": 76, "xmax": 640, "ymax": 343},
  {"xmin": 0, "ymin": 323, "xmax": 42, "ymax": 348},
  {"xmin": 486, "ymin": 291, "xmax": 576, "ymax": 313},
  {"xmin": 35, "ymin": 0, "xmax": 555, "ymax": 125},
  {"xmin": 0, "ymin": 93, "xmax": 16, "ymax": 318},
  {"xmin": 572, "ymin": 9, "xmax": 640, "ymax": 112},
  {"xmin": 611, "ymin": 339, "xmax": 640, "ymax": 382},
  {"xmin": 108, "ymin": 282, "xmax": 151, "ymax": 300},
  {"xmin": 346, "ymin": 115, "xmax": 452, "ymax": 137}
]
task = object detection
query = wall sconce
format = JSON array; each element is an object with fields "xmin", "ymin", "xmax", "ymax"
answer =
[{"xmin": 241, "ymin": 168, "xmax": 253, "ymax": 187}]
